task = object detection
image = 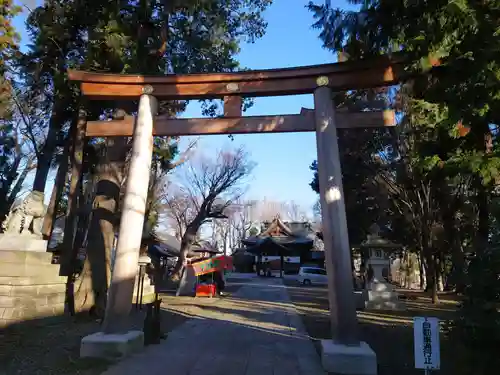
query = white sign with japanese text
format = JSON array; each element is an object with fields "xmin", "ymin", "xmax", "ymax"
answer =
[{"xmin": 414, "ymin": 317, "xmax": 440, "ymax": 370}]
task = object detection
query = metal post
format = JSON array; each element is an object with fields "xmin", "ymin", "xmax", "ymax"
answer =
[
  {"xmin": 138, "ymin": 265, "xmax": 145, "ymax": 309},
  {"xmin": 135, "ymin": 266, "xmax": 141, "ymax": 310},
  {"xmin": 314, "ymin": 81, "xmax": 359, "ymax": 345}
]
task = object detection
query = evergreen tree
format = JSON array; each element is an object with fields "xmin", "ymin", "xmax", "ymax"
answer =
[
  {"xmin": 21, "ymin": 0, "xmax": 272, "ymax": 314},
  {"xmin": 307, "ymin": 0, "xmax": 500, "ymax": 248},
  {"xmin": 307, "ymin": 0, "xmax": 500, "ymax": 370},
  {"xmin": 309, "ymin": 125, "xmax": 393, "ymax": 246},
  {"xmin": 0, "ymin": 0, "xmax": 22, "ymax": 224}
]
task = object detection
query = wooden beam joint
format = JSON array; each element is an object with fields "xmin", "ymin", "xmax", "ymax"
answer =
[{"xmin": 223, "ymin": 96, "xmax": 242, "ymax": 117}]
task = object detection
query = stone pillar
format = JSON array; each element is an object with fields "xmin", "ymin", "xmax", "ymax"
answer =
[
  {"xmin": 102, "ymin": 92, "xmax": 157, "ymax": 333},
  {"xmin": 314, "ymin": 79, "xmax": 377, "ymax": 375},
  {"xmin": 80, "ymin": 91, "xmax": 156, "ymax": 359}
]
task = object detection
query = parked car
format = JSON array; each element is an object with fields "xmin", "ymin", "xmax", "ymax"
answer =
[{"xmin": 297, "ymin": 266, "xmax": 328, "ymax": 286}]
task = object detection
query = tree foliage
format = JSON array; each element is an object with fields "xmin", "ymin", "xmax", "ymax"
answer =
[
  {"xmin": 0, "ymin": 0, "xmax": 22, "ymax": 223},
  {"xmin": 309, "ymin": 126, "xmax": 393, "ymax": 246},
  {"xmin": 4, "ymin": 0, "xmax": 272, "ymax": 315},
  {"xmin": 308, "ymin": 0, "xmax": 500, "ymax": 370}
]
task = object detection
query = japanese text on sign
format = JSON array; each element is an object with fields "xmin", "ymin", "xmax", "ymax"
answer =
[
  {"xmin": 191, "ymin": 255, "xmax": 233, "ymax": 276},
  {"xmin": 414, "ymin": 317, "xmax": 440, "ymax": 370}
]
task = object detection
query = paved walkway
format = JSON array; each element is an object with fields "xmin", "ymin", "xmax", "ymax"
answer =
[{"xmin": 102, "ymin": 277, "xmax": 325, "ymax": 375}]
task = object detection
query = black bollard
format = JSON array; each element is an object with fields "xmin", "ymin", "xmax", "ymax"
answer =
[
  {"xmin": 143, "ymin": 302, "xmax": 154, "ymax": 345},
  {"xmin": 151, "ymin": 295, "xmax": 162, "ymax": 344}
]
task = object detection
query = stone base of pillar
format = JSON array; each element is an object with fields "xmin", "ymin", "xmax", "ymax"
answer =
[
  {"xmin": 80, "ymin": 331, "xmax": 144, "ymax": 359},
  {"xmin": 320, "ymin": 340, "xmax": 377, "ymax": 375},
  {"xmin": 365, "ymin": 280, "xmax": 404, "ymax": 311}
]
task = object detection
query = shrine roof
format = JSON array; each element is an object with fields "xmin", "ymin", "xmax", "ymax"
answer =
[
  {"xmin": 191, "ymin": 240, "xmax": 221, "ymax": 254},
  {"xmin": 243, "ymin": 235, "xmax": 313, "ymax": 247},
  {"xmin": 241, "ymin": 216, "xmax": 314, "ymax": 250},
  {"xmin": 147, "ymin": 235, "xmax": 220, "ymax": 258}
]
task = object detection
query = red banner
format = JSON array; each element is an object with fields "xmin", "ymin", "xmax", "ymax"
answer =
[{"xmin": 190, "ymin": 255, "xmax": 233, "ymax": 276}]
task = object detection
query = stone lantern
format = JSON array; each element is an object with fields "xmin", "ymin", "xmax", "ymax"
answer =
[{"xmin": 360, "ymin": 224, "xmax": 403, "ymax": 310}]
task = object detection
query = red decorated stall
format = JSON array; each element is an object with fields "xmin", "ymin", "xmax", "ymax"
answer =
[{"xmin": 188, "ymin": 255, "xmax": 233, "ymax": 297}]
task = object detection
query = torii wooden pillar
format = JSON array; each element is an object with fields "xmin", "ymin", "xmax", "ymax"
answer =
[{"xmin": 69, "ymin": 54, "xmax": 404, "ymax": 373}]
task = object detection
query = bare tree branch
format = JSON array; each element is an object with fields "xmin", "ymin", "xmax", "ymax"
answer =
[{"xmin": 161, "ymin": 147, "xmax": 254, "ymax": 280}]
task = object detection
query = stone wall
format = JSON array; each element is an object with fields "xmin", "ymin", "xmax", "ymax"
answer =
[
  {"xmin": 0, "ymin": 250, "xmax": 66, "ymax": 328},
  {"xmin": 0, "ymin": 251, "xmax": 159, "ymax": 327}
]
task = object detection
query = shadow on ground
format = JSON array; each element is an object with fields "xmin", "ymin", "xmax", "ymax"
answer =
[
  {"xmin": 0, "ymin": 283, "xmax": 244, "ymax": 375},
  {"xmin": 0, "ymin": 306, "xmax": 187, "ymax": 375},
  {"xmin": 101, "ymin": 280, "xmax": 324, "ymax": 375},
  {"xmin": 283, "ymin": 279, "xmax": 464, "ymax": 375},
  {"xmin": 0, "ymin": 276, "xmax": 466, "ymax": 375}
]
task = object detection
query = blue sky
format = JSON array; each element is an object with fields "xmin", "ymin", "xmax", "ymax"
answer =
[{"xmin": 13, "ymin": 0, "xmax": 354, "ymax": 216}]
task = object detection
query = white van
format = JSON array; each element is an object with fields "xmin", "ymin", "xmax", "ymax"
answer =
[{"xmin": 297, "ymin": 266, "xmax": 328, "ymax": 285}]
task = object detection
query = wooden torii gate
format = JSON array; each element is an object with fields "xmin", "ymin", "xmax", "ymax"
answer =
[{"xmin": 70, "ymin": 54, "xmax": 403, "ymax": 373}]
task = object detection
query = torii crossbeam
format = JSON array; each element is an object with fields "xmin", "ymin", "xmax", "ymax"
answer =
[
  {"xmin": 85, "ymin": 109, "xmax": 395, "ymax": 137},
  {"xmin": 69, "ymin": 54, "xmax": 403, "ymax": 374}
]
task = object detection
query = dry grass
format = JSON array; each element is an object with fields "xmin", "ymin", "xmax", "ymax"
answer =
[{"xmin": 284, "ymin": 280, "xmax": 463, "ymax": 375}]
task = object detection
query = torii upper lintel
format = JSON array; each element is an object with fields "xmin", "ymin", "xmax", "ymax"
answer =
[{"xmin": 67, "ymin": 53, "xmax": 405, "ymax": 100}]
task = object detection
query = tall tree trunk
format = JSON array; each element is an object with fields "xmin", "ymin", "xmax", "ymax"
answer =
[
  {"xmin": 170, "ymin": 215, "xmax": 205, "ymax": 280},
  {"xmin": 417, "ymin": 249, "xmax": 425, "ymax": 290},
  {"xmin": 42, "ymin": 142, "xmax": 70, "ymax": 240},
  {"xmin": 420, "ymin": 205, "xmax": 439, "ymax": 302},
  {"xmin": 5, "ymin": 158, "xmax": 35, "ymax": 208},
  {"xmin": 442, "ymin": 201, "xmax": 467, "ymax": 292},
  {"xmin": 438, "ymin": 262, "xmax": 446, "ymax": 292},
  {"xmin": 74, "ymin": 176, "xmax": 96, "ymax": 252},
  {"xmin": 474, "ymin": 126, "xmax": 492, "ymax": 254},
  {"xmin": 59, "ymin": 110, "xmax": 87, "ymax": 276},
  {"xmin": 73, "ymin": 138, "xmax": 128, "ymax": 316},
  {"xmin": 0, "ymin": 154, "xmax": 24, "ymax": 223},
  {"xmin": 450, "ymin": 242, "xmax": 466, "ymax": 293},
  {"xmin": 423, "ymin": 252, "xmax": 439, "ymax": 304},
  {"xmin": 421, "ymin": 222, "xmax": 439, "ymax": 303},
  {"xmin": 65, "ymin": 175, "xmax": 97, "ymax": 315},
  {"xmin": 32, "ymin": 107, "xmax": 63, "ymax": 194},
  {"xmin": 431, "ymin": 262, "xmax": 438, "ymax": 303},
  {"xmin": 476, "ymin": 184, "xmax": 490, "ymax": 254}
]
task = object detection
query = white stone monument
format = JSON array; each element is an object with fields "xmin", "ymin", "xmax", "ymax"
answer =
[{"xmin": 361, "ymin": 224, "xmax": 404, "ymax": 310}]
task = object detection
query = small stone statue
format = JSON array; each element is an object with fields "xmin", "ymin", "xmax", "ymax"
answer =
[{"xmin": 1, "ymin": 191, "xmax": 46, "ymax": 237}]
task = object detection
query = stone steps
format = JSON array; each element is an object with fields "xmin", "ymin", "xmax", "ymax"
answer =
[
  {"xmin": 0, "ymin": 250, "xmax": 53, "ymax": 263},
  {"xmin": 0, "ymin": 262, "xmax": 62, "ymax": 277}
]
